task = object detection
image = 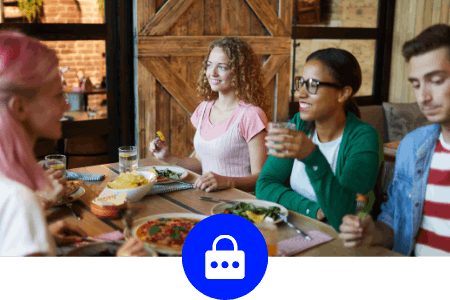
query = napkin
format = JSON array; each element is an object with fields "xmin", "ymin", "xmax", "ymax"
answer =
[
  {"xmin": 73, "ymin": 230, "xmax": 125, "ymax": 247},
  {"xmin": 147, "ymin": 182, "xmax": 194, "ymax": 195},
  {"xmin": 56, "ymin": 231, "xmax": 125, "ymax": 256},
  {"xmin": 66, "ymin": 171, "xmax": 105, "ymax": 181},
  {"xmin": 277, "ymin": 230, "xmax": 334, "ymax": 256}
]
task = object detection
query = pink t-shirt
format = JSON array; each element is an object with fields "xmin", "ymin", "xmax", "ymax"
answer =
[{"xmin": 190, "ymin": 100, "xmax": 268, "ymax": 142}]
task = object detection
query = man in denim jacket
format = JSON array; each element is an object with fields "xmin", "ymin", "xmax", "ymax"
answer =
[{"xmin": 339, "ymin": 24, "xmax": 450, "ymax": 256}]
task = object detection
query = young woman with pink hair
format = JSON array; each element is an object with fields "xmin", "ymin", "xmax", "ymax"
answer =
[{"xmin": 0, "ymin": 32, "xmax": 146, "ymax": 256}]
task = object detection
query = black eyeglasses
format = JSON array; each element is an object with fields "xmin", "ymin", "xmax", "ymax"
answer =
[{"xmin": 294, "ymin": 76, "xmax": 343, "ymax": 95}]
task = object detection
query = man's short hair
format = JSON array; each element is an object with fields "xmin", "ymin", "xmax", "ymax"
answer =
[{"xmin": 402, "ymin": 24, "xmax": 450, "ymax": 62}]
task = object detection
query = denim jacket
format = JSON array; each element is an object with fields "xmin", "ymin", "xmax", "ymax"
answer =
[{"xmin": 378, "ymin": 123, "xmax": 440, "ymax": 256}]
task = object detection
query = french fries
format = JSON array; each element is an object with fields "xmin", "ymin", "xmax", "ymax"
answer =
[{"xmin": 107, "ymin": 170, "xmax": 150, "ymax": 189}]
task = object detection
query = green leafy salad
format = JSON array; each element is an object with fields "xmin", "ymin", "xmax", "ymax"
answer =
[
  {"xmin": 149, "ymin": 167, "xmax": 184, "ymax": 180},
  {"xmin": 223, "ymin": 202, "xmax": 281, "ymax": 223}
]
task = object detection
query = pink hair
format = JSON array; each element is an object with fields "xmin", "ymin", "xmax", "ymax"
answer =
[{"xmin": 0, "ymin": 31, "xmax": 59, "ymax": 191}]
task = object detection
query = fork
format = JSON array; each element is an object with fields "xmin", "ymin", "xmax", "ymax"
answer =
[
  {"xmin": 66, "ymin": 202, "xmax": 82, "ymax": 220},
  {"xmin": 278, "ymin": 214, "xmax": 312, "ymax": 240}
]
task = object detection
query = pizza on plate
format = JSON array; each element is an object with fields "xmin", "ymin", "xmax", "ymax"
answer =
[
  {"xmin": 65, "ymin": 180, "xmax": 83, "ymax": 197},
  {"xmin": 135, "ymin": 217, "xmax": 200, "ymax": 251}
]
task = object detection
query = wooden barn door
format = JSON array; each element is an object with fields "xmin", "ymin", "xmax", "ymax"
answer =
[{"xmin": 137, "ymin": 0, "xmax": 292, "ymax": 159}]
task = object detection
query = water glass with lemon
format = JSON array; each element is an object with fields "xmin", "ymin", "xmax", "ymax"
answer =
[
  {"xmin": 118, "ymin": 146, "xmax": 138, "ymax": 173},
  {"xmin": 45, "ymin": 154, "xmax": 67, "ymax": 176}
]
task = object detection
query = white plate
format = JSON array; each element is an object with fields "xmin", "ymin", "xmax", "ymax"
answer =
[
  {"xmin": 127, "ymin": 213, "xmax": 207, "ymax": 256},
  {"xmin": 55, "ymin": 187, "xmax": 85, "ymax": 206},
  {"xmin": 210, "ymin": 199, "xmax": 288, "ymax": 224},
  {"xmin": 139, "ymin": 165, "xmax": 188, "ymax": 185}
]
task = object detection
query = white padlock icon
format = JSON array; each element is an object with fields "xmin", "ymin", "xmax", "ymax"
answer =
[{"xmin": 205, "ymin": 235, "xmax": 245, "ymax": 279}]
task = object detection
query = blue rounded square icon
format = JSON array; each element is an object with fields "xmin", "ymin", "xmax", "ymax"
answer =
[{"xmin": 182, "ymin": 214, "xmax": 268, "ymax": 299}]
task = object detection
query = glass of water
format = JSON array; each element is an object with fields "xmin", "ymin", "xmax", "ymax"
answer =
[
  {"xmin": 118, "ymin": 146, "xmax": 138, "ymax": 173},
  {"xmin": 45, "ymin": 154, "xmax": 67, "ymax": 176},
  {"xmin": 267, "ymin": 122, "xmax": 296, "ymax": 155}
]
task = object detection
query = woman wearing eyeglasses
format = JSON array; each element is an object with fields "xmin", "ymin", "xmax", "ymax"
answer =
[{"xmin": 255, "ymin": 48, "xmax": 383, "ymax": 231}]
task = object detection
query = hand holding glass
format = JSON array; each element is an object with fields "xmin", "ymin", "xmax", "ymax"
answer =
[
  {"xmin": 45, "ymin": 154, "xmax": 67, "ymax": 176},
  {"xmin": 267, "ymin": 122, "xmax": 295, "ymax": 155}
]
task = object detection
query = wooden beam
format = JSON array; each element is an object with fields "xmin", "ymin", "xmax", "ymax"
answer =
[
  {"xmin": 140, "ymin": 57, "xmax": 199, "ymax": 115},
  {"xmin": 279, "ymin": 0, "xmax": 293, "ymax": 35},
  {"xmin": 275, "ymin": 59, "xmax": 291, "ymax": 122},
  {"xmin": 221, "ymin": 0, "xmax": 237, "ymax": 35},
  {"xmin": 262, "ymin": 55, "xmax": 289, "ymax": 86},
  {"xmin": 0, "ymin": 24, "xmax": 107, "ymax": 40},
  {"xmin": 138, "ymin": 36, "xmax": 291, "ymax": 56},
  {"xmin": 137, "ymin": 0, "xmax": 158, "ymax": 159},
  {"xmin": 137, "ymin": 0, "xmax": 156, "ymax": 33},
  {"xmin": 245, "ymin": 0, "xmax": 290, "ymax": 37},
  {"xmin": 140, "ymin": 0, "xmax": 195, "ymax": 36}
]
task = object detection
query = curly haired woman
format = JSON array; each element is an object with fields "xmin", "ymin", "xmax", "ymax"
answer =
[{"xmin": 150, "ymin": 37, "xmax": 269, "ymax": 192}]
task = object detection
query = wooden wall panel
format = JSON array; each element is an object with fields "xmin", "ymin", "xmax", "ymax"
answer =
[
  {"xmin": 204, "ymin": 0, "xmax": 220, "ymax": 35},
  {"xmin": 237, "ymin": 0, "xmax": 252, "ymax": 35},
  {"xmin": 389, "ymin": 0, "xmax": 450, "ymax": 104},
  {"xmin": 137, "ymin": 0, "xmax": 156, "ymax": 33},
  {"xmin": 141, "ymin": 0, "xmax": 195, "ymax": 36},
  {"xmin": 137, "ymin": 60, "xmax": 156, "ymax": 158},
  {"xmin": 276, "ymin": 59, "xmax": 291, "ymax": 122},
  {"xmin": 137, "ymin": 1, "xmax": 156, "ymax": 159},
  {"xmin": 441, "ymin": 0, "xmax": 449, "ymax": 24},
  {"xmin": 156, "ymin": 82, "xmax": 171, "ymax": 150},
  {"xmin": 280, "ymin": 0, "xmax": 293, "ymax": 35},
  {"xmin": 221, "ymin": 0, "xmax": 237, "ymax": 35}
]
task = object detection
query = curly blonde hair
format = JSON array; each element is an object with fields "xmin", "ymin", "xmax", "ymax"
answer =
[{"xmin": 197, "ymin": 37, "xmax": 270, "ymax": 118}]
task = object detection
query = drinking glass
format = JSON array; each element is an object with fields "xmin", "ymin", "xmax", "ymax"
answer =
[
  {"xmin": 256, "ymin": 221, "xmax": 278, "ymax": 256},
  {"xmin": 45, "ymin": 154, "xmax": 67, "ymax": 176},
  {"xmin": 118, "ymin": 146, "xmax": 138, "ymax": 173},
  {"xmin": 267, "ymin": 122, "xmax": 296, "ymax": 155}
]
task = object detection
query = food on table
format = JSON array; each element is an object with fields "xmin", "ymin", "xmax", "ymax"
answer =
[
  {"xmin": 222, "ymin": 202, "xmax": 281, "ymax": 223},
  {"xmin": 135, "ymin": 217, "xmax": 200, "ymax": 251},
  {"xmin": 64, "ymin": 180, "xmax": 83, "ymax": 196},
  {"xmin": 356, "ymin": 193, "xmax": 370, "ymax": 218},
  {"xmin": 156, "ymin": 131, "xmax": 165, "ymax": 142},
  {"xmin": 107, "ymin": 171, "xmax": 150, "ymax": 189},
  {"xmin": 59, "ymin": 180, "xmax": 84, "ymax": 203},
  {"xmin": 245, "ymin": 211, "xmax": 266, "ymax": 224},
  {"xmin": 148, "ymin": 167, "xmax": 184, "ymax": 182},
  {"xmin": 92, "ymin": 192, "xmax": 127, "ymax": 207}
]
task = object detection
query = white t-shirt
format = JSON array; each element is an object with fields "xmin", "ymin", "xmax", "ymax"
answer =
[
  {"xmin": 0, "ymin": 175, "xmax": 56, "ymax": 256},
  {"xmin": 290, "ymin": 130, "xmax": 343, "ymax": 202}
]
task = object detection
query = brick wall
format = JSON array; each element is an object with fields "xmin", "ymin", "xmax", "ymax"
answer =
[{"xmin": 3, "ymin": 0, "xmax": 107, "ymax": 115}]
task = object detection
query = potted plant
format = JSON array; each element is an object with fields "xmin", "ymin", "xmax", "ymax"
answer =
[{"xmin": 18, "ymin": 0, "xmax": 43, "ymax": 23}]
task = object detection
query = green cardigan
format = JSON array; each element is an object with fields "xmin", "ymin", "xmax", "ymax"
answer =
[{"xmin": 255, "ymin": 112, "xmax": 383, "ymax": 232}]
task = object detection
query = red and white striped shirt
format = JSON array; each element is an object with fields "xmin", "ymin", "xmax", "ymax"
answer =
[{"xmin": 415, "ymin": 133, "xmax": 450, "ymax": 256}]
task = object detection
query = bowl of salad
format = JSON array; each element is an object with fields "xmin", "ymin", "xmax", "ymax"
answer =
[
  {"xmin": 211, "ymin": 199, "xmax": 288, "ymax": 224},
  {"xmin": 146, "ymin": 166, "xmax": 188, "ymax": 184}
]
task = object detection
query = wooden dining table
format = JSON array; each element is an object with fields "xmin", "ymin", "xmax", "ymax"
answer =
[{"xmin": 47, "ymin": 158, "xmax": 402, "ymax": 256}]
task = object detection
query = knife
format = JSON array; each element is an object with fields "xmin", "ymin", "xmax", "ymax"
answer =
[
  {"xmin": 66, "ymin": 202, "xmax": 82, "ymax": 220},
  {"xmin": 278, "ymin": 213, "xmax": 312, "ymax": 240},
  {"xmin": 199, "ymin": 197, "xmax": 239, "ymax": 204}
]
